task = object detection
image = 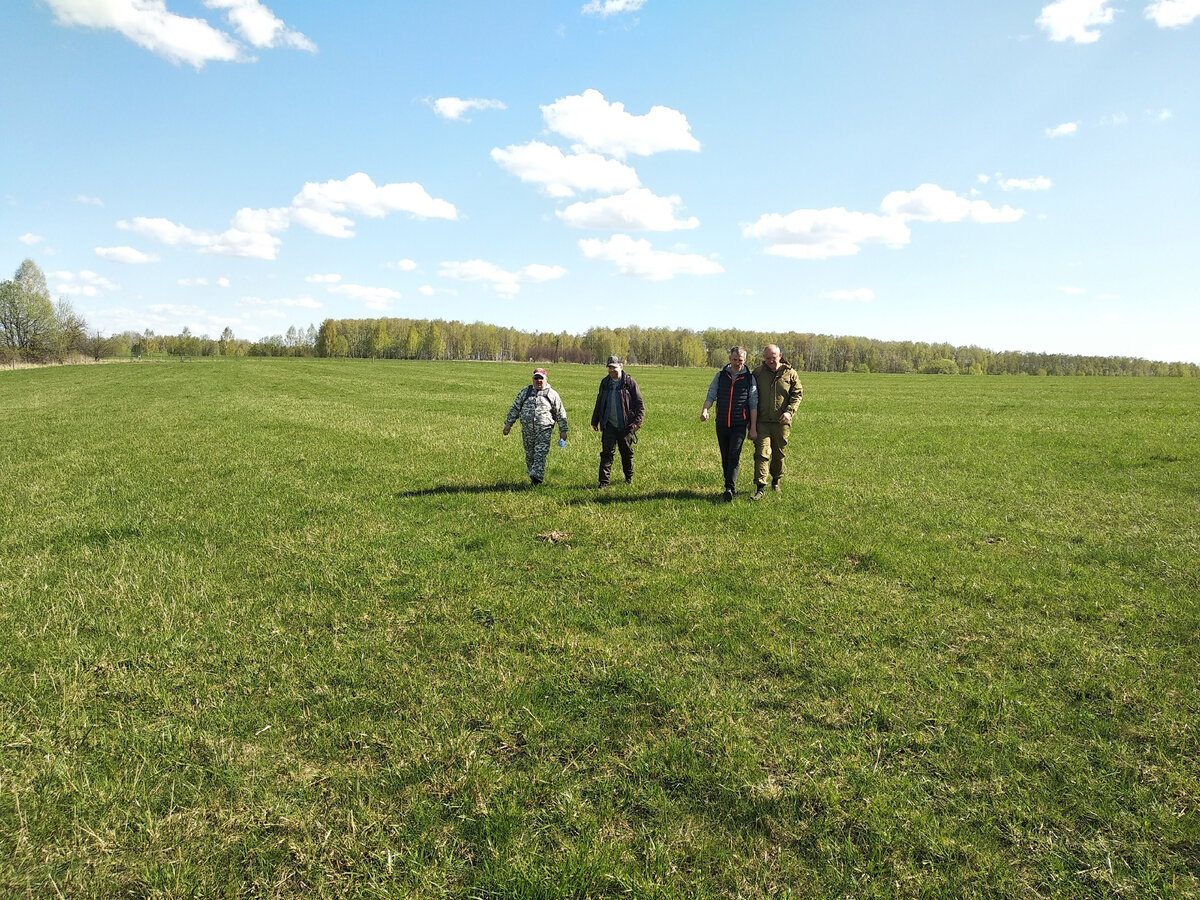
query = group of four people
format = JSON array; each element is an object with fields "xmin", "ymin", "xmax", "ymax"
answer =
[{"xmin": 503, "ymin": 346, "xmax": 802, "ymax": 499}]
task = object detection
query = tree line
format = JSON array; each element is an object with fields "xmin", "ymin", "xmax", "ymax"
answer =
[{"xmin": 3, "ymin": 259, "xmax": 1195, "ymax": 376}]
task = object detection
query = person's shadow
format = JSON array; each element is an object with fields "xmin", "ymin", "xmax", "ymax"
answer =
[{"xmin": 394, "ymin": 484, "xmax": 717, "ymax": 503}]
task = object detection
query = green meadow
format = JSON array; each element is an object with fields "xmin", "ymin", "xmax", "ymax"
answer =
[{"xmin": 1, "ymin": 358, "xmax": 1197, "ymax": 899}]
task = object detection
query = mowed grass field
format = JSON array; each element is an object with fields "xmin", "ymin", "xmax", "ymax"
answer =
[{"xmin": 1, "ymin": 357, "xmax": 1197, "ymax": 899}]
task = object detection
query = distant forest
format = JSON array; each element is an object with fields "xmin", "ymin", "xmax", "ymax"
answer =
[
  {"xmin": 117, "ymin": 315, "xmax": 1195, "ymax": 377},
  {"xmin": 4, "ymin": 258, "xmax": 1195, "ymax": 375}
]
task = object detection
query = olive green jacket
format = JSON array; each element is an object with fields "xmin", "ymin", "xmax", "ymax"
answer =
[{"xmin": 752, "ymin": 361, "xmax": 802, "ymax": 423}]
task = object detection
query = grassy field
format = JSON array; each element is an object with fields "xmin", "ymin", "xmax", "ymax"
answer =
[{"xmin": 1, "ymin": 357, "xmax": 1197, "ymax": 898}]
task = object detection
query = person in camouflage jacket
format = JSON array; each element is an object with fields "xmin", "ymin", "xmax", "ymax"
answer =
[
  {"xmin": 750, "ymin": 344, "xmax": 802, "ymax": 499},
  {"xmin": 503, "ymin": 368, "xmax": 568, "ymax": 484}
]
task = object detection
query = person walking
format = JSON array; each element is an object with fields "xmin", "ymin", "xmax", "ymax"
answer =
[
  {"xmin": 590, "ymin": 355, "xmax": 644, "ymax": 487},
  {"xmin": 503, "ymin": 368, "xmax": 568, "ymax": 485},
  {"xmin": 700, "ymin": 347, "xmax": 758, "ymax": 501},
  {"xmin": 750, "ymin": 344, "xmax": 803, "ymax": 500}
]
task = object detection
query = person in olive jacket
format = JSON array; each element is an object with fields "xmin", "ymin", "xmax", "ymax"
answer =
[
  {"xmin": 590, "ymin": 355, "xmax": 645, "ymax": 487},
  {"xmin": 750, "ymin": 344, "xmax": 803, "ymax": 500}
]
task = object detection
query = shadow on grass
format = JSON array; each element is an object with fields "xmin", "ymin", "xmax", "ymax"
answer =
[{"xmin": 395, "ymin": 483, "xmax": 720, "ymax": 503}]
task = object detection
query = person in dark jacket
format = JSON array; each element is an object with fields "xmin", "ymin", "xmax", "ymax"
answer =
[
  {"xmin": 700, "ymin": 346, "xmax": 758, "ymax": 501},
  {"xmin": 590, "ymin": 355, "xmax": 645, "ymax": 487}
]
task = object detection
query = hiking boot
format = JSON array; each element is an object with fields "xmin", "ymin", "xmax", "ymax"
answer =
[
  {"xmin": 771, "ymin": 479, "xmax": 782, "ymax": 493},
  {"xmin": 751, "ymin": 486, "xmax": 765, "ymax": 501},
  {"xmin": 723, "ymin": 489, "xmax": 734, "ymax": 502},
  {"xmin": 530, "ymin": 476, "xmax": 543, "ymax": 485}
]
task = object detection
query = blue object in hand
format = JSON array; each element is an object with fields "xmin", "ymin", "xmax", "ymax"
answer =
[{"xmin": 558, "ymin": 438, "xmax": 567, "ymax": 448}]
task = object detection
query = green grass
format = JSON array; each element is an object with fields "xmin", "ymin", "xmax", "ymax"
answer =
[{"xmin": 1, "ymin": 358, "xmax": 1197, "ymax": 898}]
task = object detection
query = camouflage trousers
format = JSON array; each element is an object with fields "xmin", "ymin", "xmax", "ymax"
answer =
[
  {"xmin": 520, "ymin": 423, "xmax": 554, "ymax": 481},
  {"xmin": 753, "ymin": 420, "xmax": 790, "ymax": 485}
]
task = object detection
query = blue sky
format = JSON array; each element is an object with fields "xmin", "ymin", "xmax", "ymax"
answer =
[{"xmin": 3, "ymin": 0, "xmax": 1198, "ymax": 362}]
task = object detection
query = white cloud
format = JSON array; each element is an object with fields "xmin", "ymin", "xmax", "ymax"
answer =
[
  {"xmin": 118, "ymin": 216, "xmax": 210, "ymax": 246},
  {"xmin": 419, "ymin": 285, "xmax": 436, "ymax": 296},
  {"xmin": 288, "ymin": 206, "xmax": 355, "ymax": 238},
  {"xmin": 557, "ymin": 188, "xmax": 699, "ymax": 231},
  {"xmin": 117, "ymin": 213, "xmax": 282, "ymax": 259},
  {"xmin": 49, "ymin": 269, "xmax": 119, "ymax": 296},
  {"xmin": 578, "ymin": 234, "xmax": 722, "ymax": 280},
  {"xmin": 743, "ymin": 208, "xmax": 910, "ymax": 260},
  {"xmin": 203, "ymin": 0, "xmax": 315, "ymax": 51},
  {"xmin": 42, "ymin": 0, "xmax": 243, "ymax": 67},
  {"xmin": 96, "ymin": 245, "xmax": 160, "ymax": 264},
  {"xmin": 1145, "ymin": 0, "xmax": 1200, "ymax": 26},
  {"xmin": 327, "ymin": 282, "xmax": 403, "ymax": 311},
  {"xmin": 1150, "ymin": 108, "xmax": 1174, "ymax": 121},
  {"xmin": 582, "ymin": 0, "xmax": 647, "ymax": 15},
  {"xmin": 438, "ymin": 259, "xmax": 566, "ymax": 297},
  {"xmin": 305, "ymin": 273, "xmax": 342, "ymax": 283},
  {"xmin": 1037, "ymin": 0, "xmax": 1115, "ymax": 42},
  {"xmin": 217, "ymin": 276, "xmax": 230, "ymax": 288},
  {"xmin": 291, "ymin": 172, "xmax": 457, "ymax": 224},
  {"xmin": 1099, "ymin": 112, "xmax": 1129, "ymax": 126},
  {"xmin": 430, "ymin": 97, "xmax": 507, "ymax": 121},
  {"xmin": 541, "ymin": 89, "xmax": 700, "ymax": 159},
  {"xmin": 491, "ymin": 141, "xmax": 641, "ymax": 198},
  {"xmin": 19, "ymin": 233, "xmax": 44, "ymax": 245},
  {"xmin": 1046, "ymin": 121, "xmax": 1079, "ymax": 137},
  {"xmin": 882, "ymin": 184, "xmax": 1024, "ymax": 223},
  {"xmin": 118, "ymin": 172, "xmax": 454, "ymax": 261},
  {"xmin": 386, "ymin": 259, "xmax": 418, "ymax": 271},
  {"xmin": 997, "ymin": 176, "xmax": 1052, "ymax": 191},
  {"xmin": 75, "ymin": 194, "xmax": 104, "ymax": 206},
  {"xmin": 823, "ymin": 288, "xmax": 876, "ymax": 303}
]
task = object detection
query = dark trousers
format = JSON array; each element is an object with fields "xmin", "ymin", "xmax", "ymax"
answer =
[
  {"xmin": 715, "ymin": 421, "xmax": 748, "ymax": 492},
  {"xmin": 599, "ymin": 425, "xmax": 635, "ymax": 484}
]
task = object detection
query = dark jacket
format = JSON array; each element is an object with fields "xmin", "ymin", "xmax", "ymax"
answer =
[
  {"xmin": 715, "ymin": 366, "xmax": 755, "ymax": 428},
  {"xmin": 591, "ymin": 372, "xmax": 645, "ymax": 433}
]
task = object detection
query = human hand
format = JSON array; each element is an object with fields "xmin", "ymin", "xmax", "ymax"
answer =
[
  {"xmin": 700, "ymin": 408, "xmax": 709, "ymax": 422},
  {"xmin": 781, "ymin": 412, "xmax": 792, "ymax": 424},
  {"xmin": 503, "ymin": 424, "xmax": 511, "ymax": 435},
  {"xmin": 749, "ymin": 428, "xmax": 758, "ymax": 441}
]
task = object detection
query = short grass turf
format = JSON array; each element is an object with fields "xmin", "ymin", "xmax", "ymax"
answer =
[{"xmin": 1, "ymin": 358, "xmax": 1197, "ymax": 898}]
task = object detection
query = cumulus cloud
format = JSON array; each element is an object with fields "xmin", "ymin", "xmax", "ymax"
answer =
[
  {"xmin": 117, "ymin": 213, "xmax": 283, "ymax": 259},
  {"xmin": 419, "ymin": 285, "xmax": 436, "ymax": 296},
  {"xmin": 1046, "ymin": 121, "xmax": 1079, "ymax": 137},
  {"xmin": 823, "ymin": 289, "xmax": 876, "ymax": 303},
  {"xmin": 994, "ymin": 175, "xmax": 1053, "ymax": 191},
  {"xmin": 42, "ymin": 0, "xmax": 313, "ymax": 67},
  {"xmin": 203, "ymin": 0, "xmax": 315, "ymax": 51},
  {"xmin": 1145, "ymin": 0, "xmax": 1200, "ymax": 26},
  {"xmin": 542, "ymin": 89, "xmax": 700, "ymax": 159},
  {"xmin": 582, "ymin": 0, "xmax": 647, "ymax": 15},
  {"xmin": 881, "ymin": 184, "xmax": 1024, "ymax": 223},
  {"xmin": 386, "ymin": 259, "xmax": 418, "ymax": 271},
  {"xmin": 291, "ymin": 172, "xmax": 457, "ymax": 225},
  {"xmin": 305, "ymin": 273, "xmax": 342, "ymax": 283},
  {"xmin": 491, "ymin": 141, "xmax": 641, "ymax": 198},
  {"xmin": 178, "ymin": 276, "xmax": 230, "ymax": 287},
  {"xmin": 95, "ymin": 245, "xmax": 159, "ymax": 264},
  {"xmin": 1037, "ymin": 0, "xmax": 1115, "ymax": 42},
  {"xmin": 116, "ymin": 172, "xmax": 455, "ymax": 260},
  {"xmin": 438, "ymin": 260, "xmax": 566, "ymax": 297},
  {"xmin": 49, "ymin": 269, "xmax": 119, "ymax": 296},
  {"xmin": 327, "ymin": 282, "xmax": 403, "ymax": 311},
  {"xmin": 578, "ymin": 234, "xmax": 722, "ymax": 280},
  {"xmin": 743, "ymin": 208, "xmax": 910, "ymax": 260},
  {"xmin": 430, "ymin": 97, "xmax": 507, "ymax": 121},
  {"xmin": 75, "ymin": 194, "xmax": 104, "ymax": 206},
  {"xmin": 557, "ymin": 188, "xmax": 699, "ymax": 231},
  {"xmin": 19, "ymin": 233, "xmax": 44, "ymax": 245}
]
